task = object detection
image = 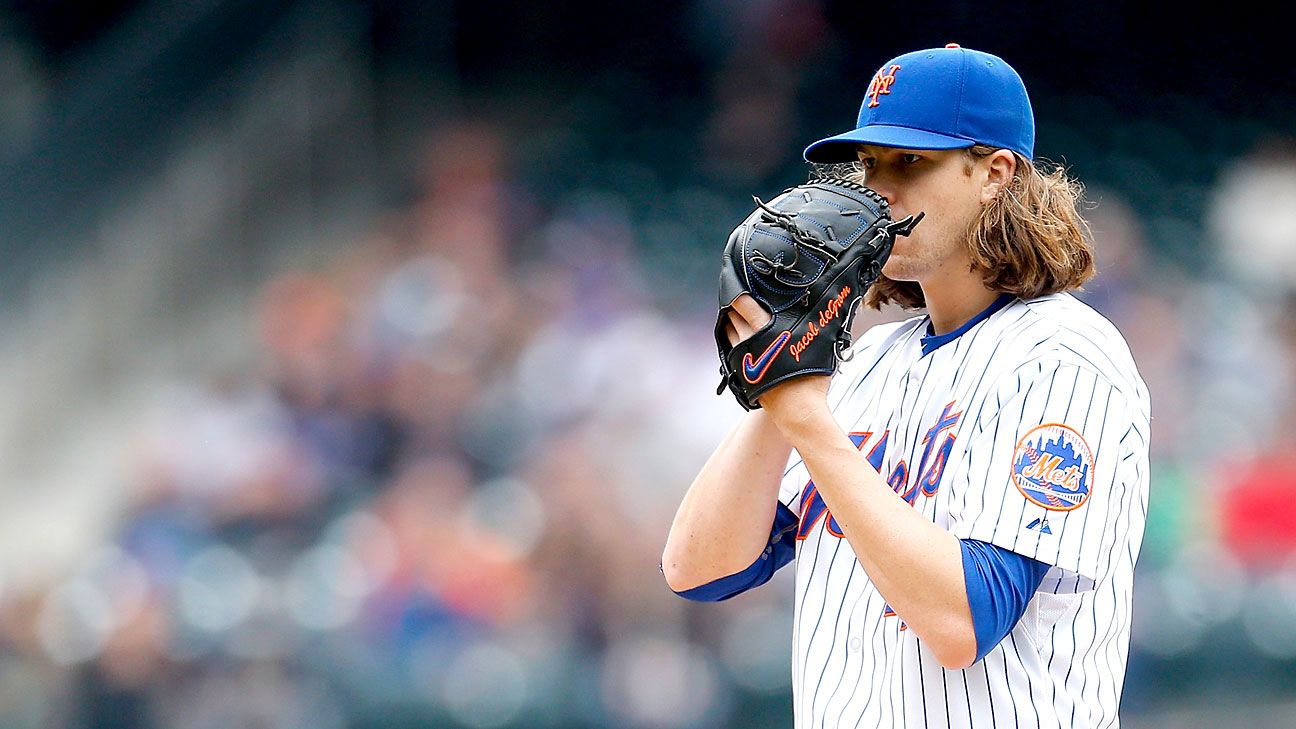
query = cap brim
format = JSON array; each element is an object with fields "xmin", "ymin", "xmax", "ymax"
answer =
[{"xmin": 802, "ymin": 125, "xmax": 976, "ymax": 164}]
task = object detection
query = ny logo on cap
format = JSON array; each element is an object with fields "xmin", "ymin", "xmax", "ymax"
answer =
[{"xmin": 866, "ymin": 64, "xmax": 901, "ymax": 108}]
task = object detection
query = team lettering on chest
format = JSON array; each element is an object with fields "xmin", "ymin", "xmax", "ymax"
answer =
[{"xmin": 797, "ymin": 402, "xmax": 962, "ymax": 539}]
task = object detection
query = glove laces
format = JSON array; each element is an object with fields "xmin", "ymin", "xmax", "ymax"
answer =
[{"xmin": 747, "ymin": 195, "xmax": 844, "ymax": 283}]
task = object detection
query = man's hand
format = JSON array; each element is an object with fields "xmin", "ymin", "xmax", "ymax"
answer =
[
  {"xmin": 725, "ymin": 294, "xmax": 831, "ymax": 425},
  {"xmin": 722, "ymin": 293, "xmax": 773, "ymax": 346},
  {"xmin": 713, "ymin": 177, "xmax": 918, "ymax": 411}
]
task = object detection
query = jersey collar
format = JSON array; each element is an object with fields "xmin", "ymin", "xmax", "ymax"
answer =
[{"xmin": 920, "ymin": 293, "xmax": 1016, "ymax": 357}]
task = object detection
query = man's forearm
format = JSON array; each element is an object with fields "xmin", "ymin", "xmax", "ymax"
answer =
[
  {"xmin": 662, "ymin": 410, "xmax": 794, "ymax": 591},
  {"xmin": 775, "ymin": 402, "xmax": 977, "ymax": 669}
]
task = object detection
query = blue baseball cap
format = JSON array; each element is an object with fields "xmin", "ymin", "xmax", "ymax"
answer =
[{"xmin": 803, "ymin": 44, "xmax": 1034, "ymax": 163}]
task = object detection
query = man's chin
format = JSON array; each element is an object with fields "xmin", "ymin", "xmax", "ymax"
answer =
[{"xmin": 881, "ymin": 258, "xmax": 920, "ymax": 283}]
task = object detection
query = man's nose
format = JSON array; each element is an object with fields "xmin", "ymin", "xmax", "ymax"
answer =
[
  {"xmin": 863, "ymin": 174, "xmax": 893, "ymax": 205},
  {"xmin": 868, "ymin": 181, "xmax": 895, "ymax": 208}
]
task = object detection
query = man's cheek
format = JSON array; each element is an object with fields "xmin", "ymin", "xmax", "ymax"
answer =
[{"xmin": 890, "ymin": 229, "xmax": 920, "ymax": 255}]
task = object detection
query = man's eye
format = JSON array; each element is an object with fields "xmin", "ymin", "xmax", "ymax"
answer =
[{"xmin": 901, "ymin": 153, "xmax": 922, "ymax": 164}]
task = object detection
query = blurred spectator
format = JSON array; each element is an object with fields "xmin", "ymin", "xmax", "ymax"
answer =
[
  {"xmin": 1214, "ymin": 290, "xmax": 1296, "ymax": 571},
  {"xmin": 1207, "ymin": 135, "xmax": 1296, "ymax": 294}
]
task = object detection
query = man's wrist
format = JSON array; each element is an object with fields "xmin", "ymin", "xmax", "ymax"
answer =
[{"xmin": 764, "ymin": 390, "xmax": 835, "ymax": 441}]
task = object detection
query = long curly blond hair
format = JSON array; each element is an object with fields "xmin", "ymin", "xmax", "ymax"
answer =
[{"xmin": 859, "ymin": 145, "xmax": 1095, "ymax": 310}]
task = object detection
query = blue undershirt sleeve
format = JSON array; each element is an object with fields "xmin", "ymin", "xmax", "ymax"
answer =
[
  {"xmin": 960, "ymin": 539, "xmax": 1051, "ymax": 663},
  {"xmin": 669, "ymin": 502, "xmax": 800, "ymax": 602}
]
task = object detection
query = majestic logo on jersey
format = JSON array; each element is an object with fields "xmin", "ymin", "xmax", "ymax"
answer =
[
  {"xmin": 797, "ymin": 403, "xmax": 962, "ymax": 540},
  {"xmin": 789, "ymin": 285, "xmax": 852, "ymax": 363},
  {"xmin": 866, "ymin": 64, "xmax": 902, "ymax": 108},
  {"xmin": 1012, "ymin": 423, "xmax": 1094, "ymax": 511},
  {"xmin": 742, "ymin": 330, "xmax": 791, "ymax": 383}
]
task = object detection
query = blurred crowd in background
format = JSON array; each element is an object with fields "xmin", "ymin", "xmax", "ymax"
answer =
[{"xmin": 0, "ymin": 1, "xmax": 1293, "ymax": 728}]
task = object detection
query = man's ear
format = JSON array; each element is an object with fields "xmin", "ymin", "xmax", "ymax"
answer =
[{"xmin": 981, "ymin": 149, "xmax": 1017, "ymax": 203}]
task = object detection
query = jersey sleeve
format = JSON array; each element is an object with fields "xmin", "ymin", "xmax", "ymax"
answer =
[
  {"xmin": 671, "ymin": 447, "xmax": 809, "ymax": 603},
  {"xmin": 670, "ymin": 502, "xmax": 799, "ymax": 602},
  {"xmin": 944, "ymin": 359, "xmax": 1148, "ymax": 593}
]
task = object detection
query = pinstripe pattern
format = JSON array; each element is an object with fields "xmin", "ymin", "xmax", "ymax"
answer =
[{"xmin": 775, "ymin": 294, "xmax": 1150, "ymax": 728}]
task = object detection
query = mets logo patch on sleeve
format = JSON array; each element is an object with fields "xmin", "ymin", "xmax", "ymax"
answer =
[{"xmin": 1011, "ymin": 423, "xmax": 1094, "ymax": 511}]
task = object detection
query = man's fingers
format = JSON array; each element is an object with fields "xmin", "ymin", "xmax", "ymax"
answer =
[
  {"xmin": 724, "ymin": 319, "xmax": 741, "ymax": 347},
  {"xmin": 729, "ymin": 310, "xmax": 755, "ymax": 341},
  {"xmin": 723, "ymin": 294, "xmax": 773, "ymax": 347},
  {"xmin": 731, "ymin": 294, "xmax": 773, "ymax": 330}
]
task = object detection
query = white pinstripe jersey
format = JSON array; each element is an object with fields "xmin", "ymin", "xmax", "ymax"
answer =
[{"xmin": 778, "ymin": 292, "xmax": 1150, "ymax": 729}]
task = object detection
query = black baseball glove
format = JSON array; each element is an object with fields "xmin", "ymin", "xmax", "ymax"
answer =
[{"xmin": 715, "ymin": 176, "xmax": 922, "ymax": 410}]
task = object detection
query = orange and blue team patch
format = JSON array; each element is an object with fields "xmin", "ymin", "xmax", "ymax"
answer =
[{"xmin": 1011, "ymin": 423, "xmax": 1094, "ymax": 511}]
